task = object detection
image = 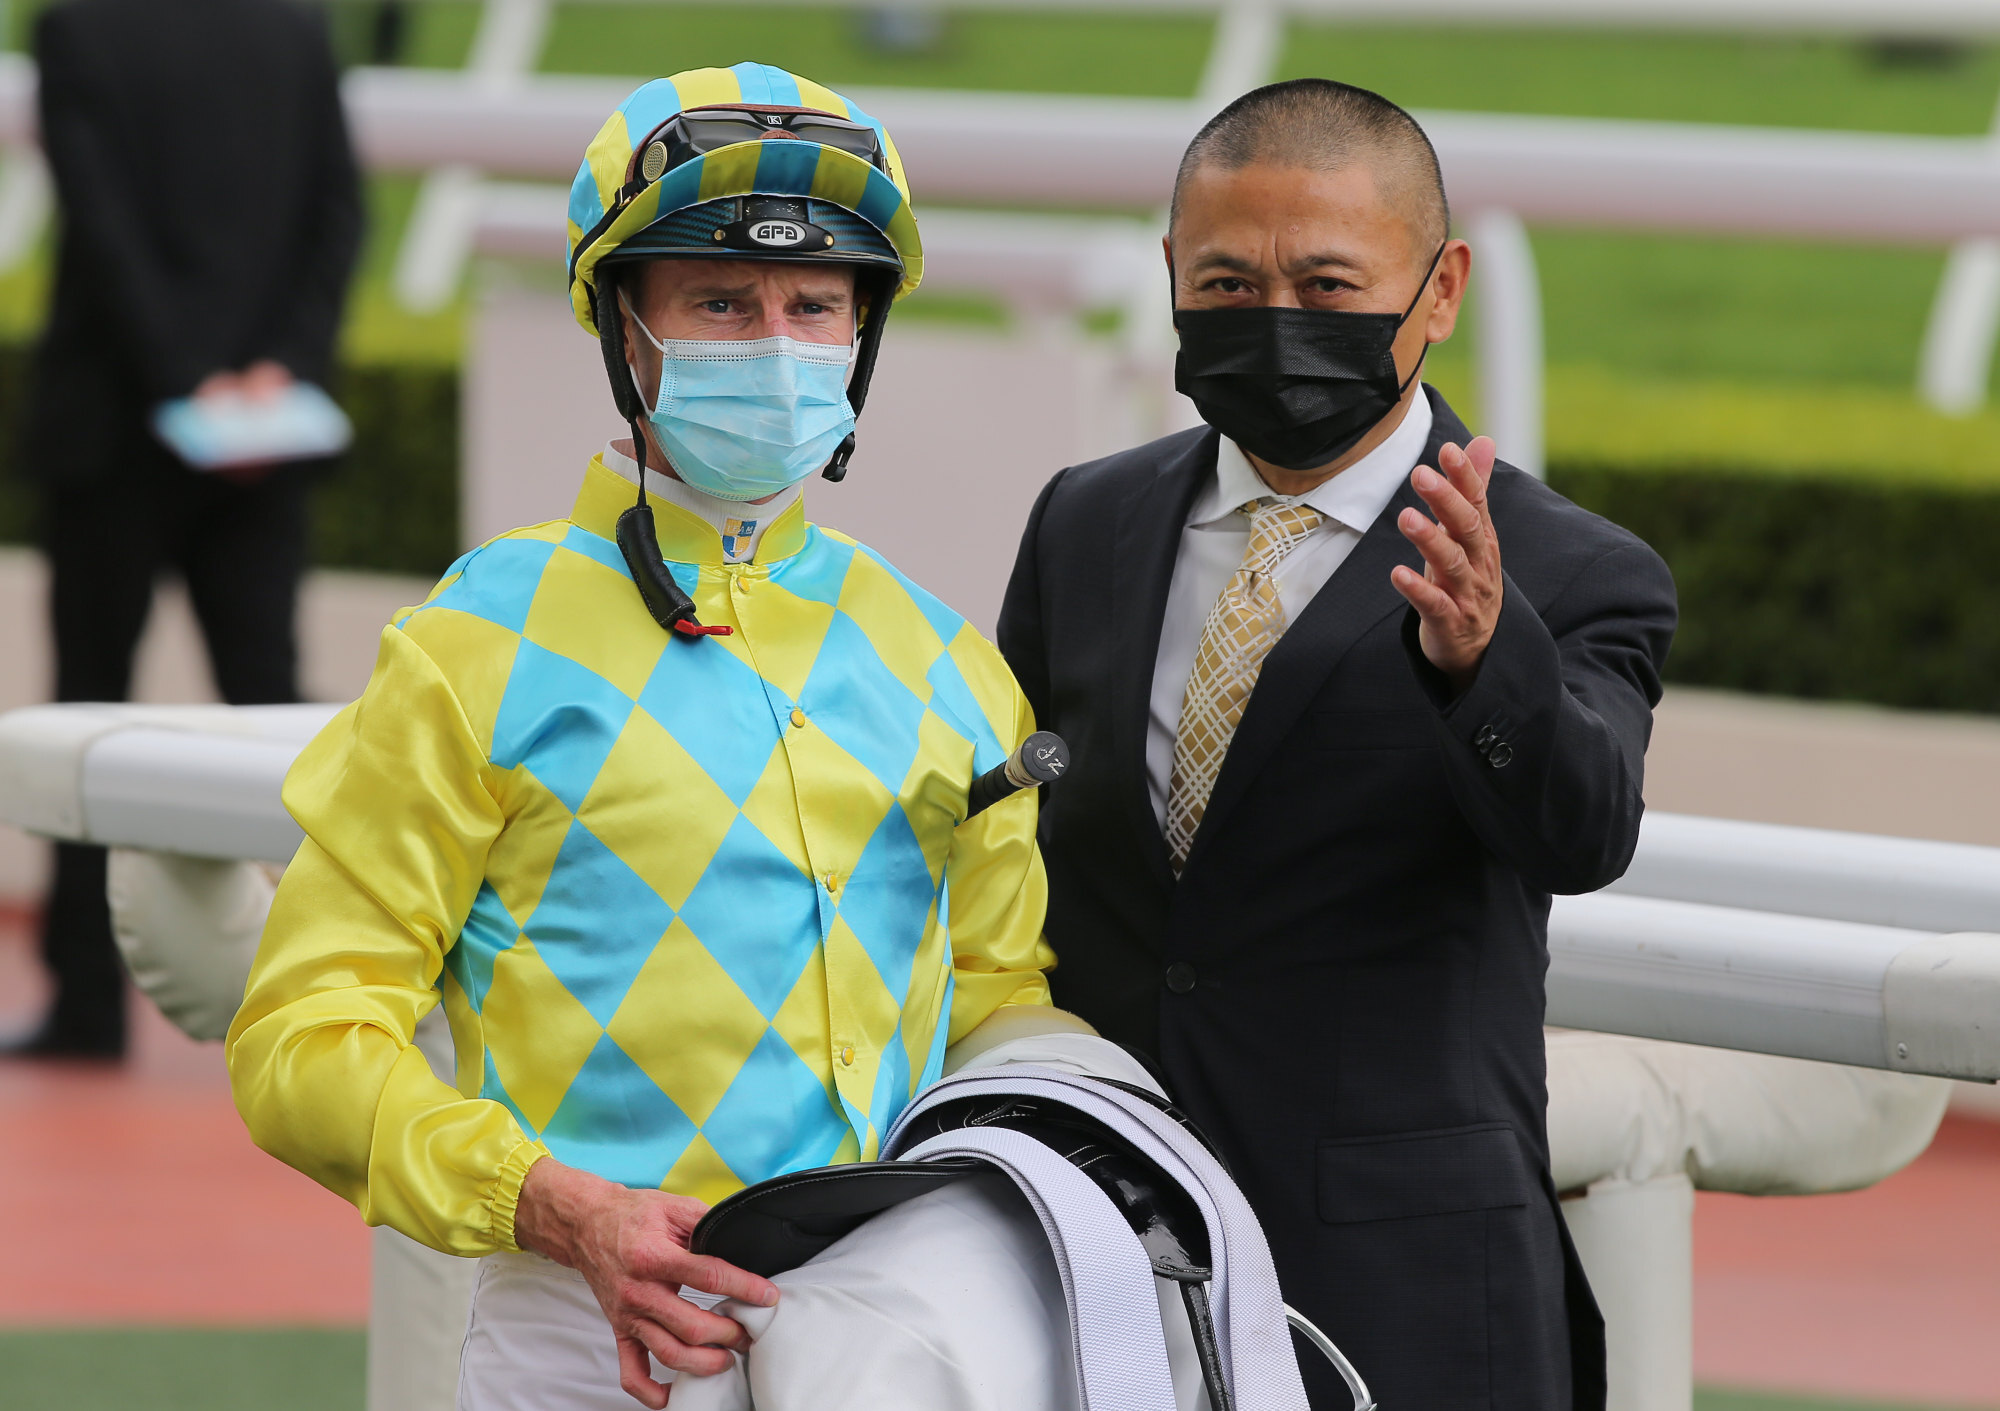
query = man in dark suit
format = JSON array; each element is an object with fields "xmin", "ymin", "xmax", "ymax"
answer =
[
  {"xmin": 15, "ymin": 0, "xmax": 361, "ymax": 1057},
  {"xmin": 999, "ymin": 80, "xmax": 1675, "ymax": 1408}
]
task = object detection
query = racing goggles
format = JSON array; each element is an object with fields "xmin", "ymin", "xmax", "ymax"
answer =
[{"xmin": 631, "ymin": 106, "xmax": 888, "ymax": 187}]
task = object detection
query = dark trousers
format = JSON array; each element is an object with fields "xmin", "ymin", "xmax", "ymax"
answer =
[{"xmin": 36, "ymin": 443, "xmax": 308, "ymax": 1051}]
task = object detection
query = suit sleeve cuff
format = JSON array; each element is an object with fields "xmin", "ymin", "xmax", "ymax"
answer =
[{"xmin": 1401, "ymin": 573, "xmax": 1562, "ymax": 772}]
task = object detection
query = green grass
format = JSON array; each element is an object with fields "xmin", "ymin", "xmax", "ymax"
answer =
[
  {"xmin": 538, "ymin": 4, "xmax": 1215, "ymax": 95},
  {"xmin": 0, "ymin": 1327, "xmax": 1971, "ymax": 1411},
  {"xmin": 1529, "ymin": 233, "xmax": 1949, "ymax": 390},
  {"xmin": 1696, "ymin": 1393, "xmax": 1981, "ymax": 1411},
  {"xmin": 0, "ymin": 1328, "xmax": 365, "ymax": 1411},
  {"xmin": 327, "ymin": 0, "xmax": 485, "ymax": 69},
  {"xmin": 1278, "ymin": 26, "xmax": 2000, "ymax": 134},
  {"xmin": 0, "ymin": 1327, "xmax": 1977, "ymax": 1411}
]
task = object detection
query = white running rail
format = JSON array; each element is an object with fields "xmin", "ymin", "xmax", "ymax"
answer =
[{"xmin": 1, "ymin": 701, "xmax": 1996, "ymax": 1081}]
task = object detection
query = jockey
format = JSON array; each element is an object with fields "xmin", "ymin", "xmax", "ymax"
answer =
[{"xmin": 227, "ymin": 62, "xmax": 1056, "ymax": 1411}]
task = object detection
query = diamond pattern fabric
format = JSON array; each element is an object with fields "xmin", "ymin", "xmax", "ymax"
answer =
[
  {"xmin": 230, "ymin": 453, "xmax": 1056, "ymax": 1250},
  {"xmin": 421, "ymin": 460, "xmax": 1033, "ymax": 1195},
  {"xmin": 1165, "ymin": 498, "xmax": 1326, "ymax": 871}
]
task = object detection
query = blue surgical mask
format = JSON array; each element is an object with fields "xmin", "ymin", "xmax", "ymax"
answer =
[{"xmin": 625, "ymin": 298, "xmax": 857, "ymax": 502}]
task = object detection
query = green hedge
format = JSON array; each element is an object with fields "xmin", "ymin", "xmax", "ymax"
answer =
[
  {"xmin": 309, "ymin": 362, "xmax": 459, "ymax": 576},
  {"xmin": 1550, "ymin": 464, "xmax": 2000, "ymax": 714},
  {"xmin": 4, "ymin": 342, "xmax": 2000, "ymax": 714}
]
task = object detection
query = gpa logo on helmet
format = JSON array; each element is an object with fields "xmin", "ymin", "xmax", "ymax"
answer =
[{"xmin": 748, "ymin": 220, "xmax": 809, "ymax": 248}]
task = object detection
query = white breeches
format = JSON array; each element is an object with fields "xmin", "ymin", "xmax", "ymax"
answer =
[
  {"xmin": 451, "ymin": 1031, "xmax": 1207, "ymax": 1411},
  {"xmin": 455, "ymin": 1251, "xmax": 711, "ymax": 1411}
]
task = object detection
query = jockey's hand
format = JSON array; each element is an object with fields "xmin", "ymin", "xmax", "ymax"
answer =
[{"xmin": 515, "ymin": 1157, "xmax": 779, "ymax": 1408}]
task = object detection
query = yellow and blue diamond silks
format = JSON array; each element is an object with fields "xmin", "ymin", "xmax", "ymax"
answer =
[
  {"xmin": 567, "ymin": 62, "xmax": 924, "ymax": 336},
  {"xmin": 227, "ymin": 456, "xmax": 1052, "ymax": 1256}
]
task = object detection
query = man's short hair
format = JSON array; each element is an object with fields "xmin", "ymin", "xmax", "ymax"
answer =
[{"xmin": 1170, "ymin": 79, "xmax": 1450, "ymax": 257}]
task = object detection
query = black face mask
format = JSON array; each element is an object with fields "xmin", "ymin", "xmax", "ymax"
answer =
[{"xmin": 1172, "ymin": 244, "xmax": 1446, "ymax": 472}]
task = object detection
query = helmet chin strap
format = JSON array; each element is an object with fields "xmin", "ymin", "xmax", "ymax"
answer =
[
  {"xmin": 822, "ymin": 268, "xmax": 897, "ymax": 483},
  {"xmin": 596, "ymin": 272, "xmax": 731, "ymax": 639}
]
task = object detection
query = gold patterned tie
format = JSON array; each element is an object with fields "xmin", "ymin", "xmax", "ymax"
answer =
[{"xmin": 1166, "ymin": 498, "xmax": 1327, "ymax": 871}]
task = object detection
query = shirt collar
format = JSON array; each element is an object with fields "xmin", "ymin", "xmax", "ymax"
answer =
[
  {"xmin": 599, "ymin": 441, "xmax": 805, "ymax": 533},
  {"xmin": 1191, "ymin": 390, "xmax": 1435, "ymax": 533},
  {"xmin": 571, "ymin": 451, "xmax": 809, "ymax": 566}
]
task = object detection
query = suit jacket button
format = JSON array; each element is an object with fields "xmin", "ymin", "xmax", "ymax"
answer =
[
  {"xmin": 1488, "ymin": 742, "xmax": 1514, "ymax": 768},
  {"xmin": 1165, "ymin": 962, "xmax": 1197, "ymax": 994}
]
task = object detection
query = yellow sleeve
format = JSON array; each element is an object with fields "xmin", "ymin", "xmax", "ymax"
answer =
[
  {"xmin": 225, "ymin": 626, "xmax": 549, "ymax": 1257},
  {"xmin": 941, "ymin": 635, "xmax": 1057, "ymax": 1045}
]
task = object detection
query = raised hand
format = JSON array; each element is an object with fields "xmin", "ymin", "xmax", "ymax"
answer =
[{"xmin": 1390, "ymin": 436, "xmax": 1502, "ymax": 695}]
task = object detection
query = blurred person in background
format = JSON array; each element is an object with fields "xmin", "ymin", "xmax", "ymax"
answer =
[
  {"xmin": 1000, "ymin": 79, "xmax": 1677, "ymax": 1409},
  {"xmin": 9, "ymin": 0, "xmax": 360, "ymax": 1059}
]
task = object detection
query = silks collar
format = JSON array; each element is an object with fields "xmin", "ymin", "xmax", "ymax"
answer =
[{"xmin": 572, "ymin": 454, "xmax": 809, "ymax": 566}]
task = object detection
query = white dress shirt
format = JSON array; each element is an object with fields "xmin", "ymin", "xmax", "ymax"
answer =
[
  {"xmin": 602, "ymin": 439, "xmax": 803, "ymax": 563},
  {"xmin": 1145, "ymin": 393, "xmax": 1434, "ymax": 827}
]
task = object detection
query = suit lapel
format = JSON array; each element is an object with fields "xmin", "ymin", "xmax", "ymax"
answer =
[
  {"xmin": 1110, "ymin": 427, "xmax": 1218, "ymax": 889},
  {"xmin": 1180, "ymin": 390, "xmax": 1469, "ymax": 878}
]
